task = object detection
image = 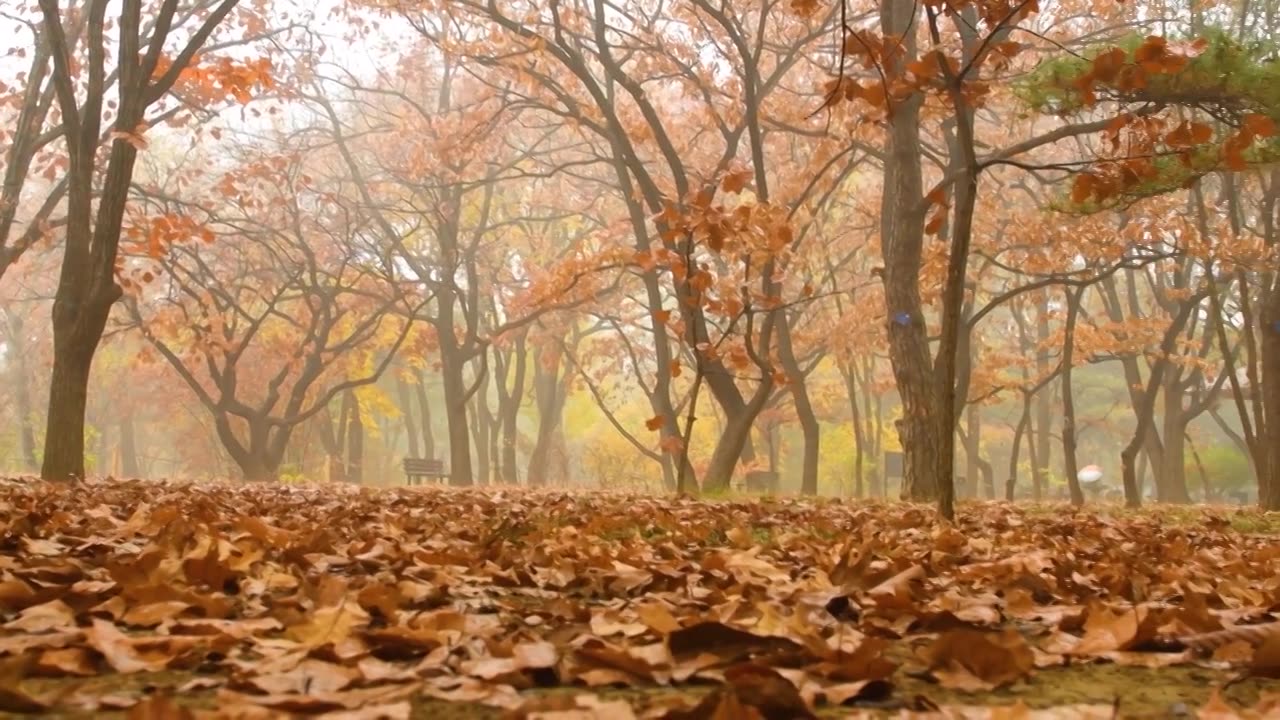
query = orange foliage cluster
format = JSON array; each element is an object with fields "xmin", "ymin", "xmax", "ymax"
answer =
[{"xmin": 154, "ymin": 55, "xmax": 275, "ymax": 105}]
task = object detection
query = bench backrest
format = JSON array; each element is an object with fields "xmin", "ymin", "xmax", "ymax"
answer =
[{"xmin": 403, "ymin": 458, "xmax": 445, "ymax": 474}]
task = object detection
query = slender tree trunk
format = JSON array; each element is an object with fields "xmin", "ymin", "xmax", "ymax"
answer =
[
  {"xmin": 1007, "ymin": 393, "xmax": 1031, "ymax": 500},
  {"xmin": 414, "ymin": 370, "xmax": 437, "ymax": 460},
  {"xmin": 1260, "ymin": 279, "xmax": 1280, "ymax": 509},
  {"xmin": 843, "ymin": 364, "xmax": 867, "ymax": 499},
  {"xmin": 1032, "ymin": 298, "xmax": 1052, "ymax": 502},
  {"xmin": 5, "ymin": 311, "xmax": 39, "ymax": 473},
  {"xmin": 1160, "ymin": 387, "xmax": 1192, "ymax": 504},
  {"xmin": 528, "ymin": 344, "xmax": 567, "ymax": 486},
  {"xmin": 501, "ymin": 334, "xmax": 527, "ymax": 484},
  {"xmin": 868, "ymin": 368, "xmax": 884, "ymax": 498},
  {"xmin": 397, "ymin": 374, "xmax": 421, "ymax": 459},
  {"xmin": 778, "ymin": 323, "xmax": 819, "ymax": 495},
  {"xmin": 344, "ymin": 390, "xmax": 364, "ymax": 485},
  {"xmin": 1186, "ymin": 431, "xmax": 1211, "ymax": 502},
  {"xmin": 472, "ymin": 368, "xmax": 490, "ymax": 487},
  {"xmin": 965, "ymin": 404, "xmax": 980, "ymax": 501},
  {"xmin": 120, "ymin": 414, "xmax": 140, "ymax": 478},
  {"xmin": 1061, "ymin": 286, "xmax": 1085, "ymax": 505}
]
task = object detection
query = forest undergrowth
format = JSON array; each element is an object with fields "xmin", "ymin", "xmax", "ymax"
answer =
[{"xmin": 0, "ymin": 479, "xmax": 1277, "ymax": 719}]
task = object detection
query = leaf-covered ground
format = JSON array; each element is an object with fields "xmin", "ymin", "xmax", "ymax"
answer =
[{"xmin": 1, "ymin": 479, "xmax": 1278, "ymax": 719}]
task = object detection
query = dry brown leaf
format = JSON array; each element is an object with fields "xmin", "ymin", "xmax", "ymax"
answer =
[
  {"xmin": 126, "ymin": 694, "xmax": 194, "ymax": 719},
  {"xmin": 924, "ymin": 629, "xmax": 1035, "ymax": 691},
  {"xmin": 1249, "ymin": 631, "xmax": 1280, "ymax": 679},
  {"xmin": 32, "ymin": 646, "xmax": 97, "ymax": 676},
  {"xmin": 121, "ymin": 601, "xmax": 192, "ymax": 628},
  {"xmin": 4, "ymin": 599, "xmax": 76, "ymax": 633},
  {"xmin": 246, "ymin": 658, "xmax": 361, "ymax": 694},
  {"xmin": 286, "ymin": 599, "xmax": 370, "ymax": 648}
]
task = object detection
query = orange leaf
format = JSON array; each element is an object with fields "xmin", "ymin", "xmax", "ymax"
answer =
[
  {"xmin": 721, "ymin": 170, "xmax": 751, "ymax": 194},
  {"xmin": 924, "ymin": 209, "xmax": 945, "ymax": 235},
  {"xmin": 669, "ymin": 360, "xmax": 682, "ymax": 378},
  {"xmin": 1070, "ymin": 173, "xmax": 1096, "ymax": 204},
  {"xmin": 645, "ymin": 416, "xmax": 664, "ymax": 431},
  {"xmin": 1189, "ymin": 122, "xmax": 1213, "ymax": 144},
  {"xmin": 1243, "ymin": 114, "xmax": 1277, "ymax": 138}
]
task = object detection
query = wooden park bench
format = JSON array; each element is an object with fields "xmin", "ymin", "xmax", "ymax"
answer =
[{"xmin": 403, "ymin": 458, "xmax": 448, "ymax": 486}]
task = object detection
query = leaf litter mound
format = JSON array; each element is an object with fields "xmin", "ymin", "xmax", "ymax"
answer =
[{"xmin": 0, "ymin": 478, "xmax": 1277, "ymax": 719}]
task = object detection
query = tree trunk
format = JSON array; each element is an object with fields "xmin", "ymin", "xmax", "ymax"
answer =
[
  {"xmin": 1121, "ymin": 296, "xmax": 1202, "ymax": 506},
  {"xmin": 1007, "ymin": 393, "xmax": 1031, "ymax": 500},
  {"xmin": 472, "ymin": 369, "xmax": 490, "ymax": 487},
  {"xmin": 1186, "ymin": 431, "xmax": 1212, "ymax": 502},
  {"xmin": 120, "ymin": 414, "xmax": 140, "ymax": 478},
  {"xmin": 1160, "ymin": 384, "xmax": 1192, "ymax": 504},
  {"xmin": 527, "ymin": 345, "xmax": 567, "ymax": 487},
  {"xmin": 877, "ymin": 0, "xmax": 937, "ymax": 504},
  {"xmin": 42, "ymin": 322, "xmax": 107, "ymax": 480},
  {"xmin": 843, "ymin": 363, "xmax": 867, "ymax": 499},
  {"xmin": 1060, "ymin": 286, "xmax": 1085, "ymax": 505},
  {"xmin": 500, "ymin": 334, "xmax": 527, "ymax": 484},
  {"xmin": 397, "ymin": 374, "xmax": 421, "ymax": 459},
  {"xmin": 1261, "ymin": 280, "xmax": 1280, "ymax": 509},
  {"xmin": 6, "ymin": 318, "xmax": 39, "ymax": 472},
  {"xmin": 1032, "ymin": 298, "xmax": 1052, "ymax": 502},
  {"xmin": 965, "ymin": 403, "xmax": 980, "ymax": 501},
  {"xmin": 440, "ymin": 349, "xmax": 473, "ymax": 486},
  {"xmin": 778, "ymin": 323, "xmax": 819, "ymax": 495},
  {"xmin": 344, "ymin": 391, "xmax": 364, "ymax": 485},
  {"xmin": 414, "ymin": 370, "xmax": 437, "ymax": 460}
]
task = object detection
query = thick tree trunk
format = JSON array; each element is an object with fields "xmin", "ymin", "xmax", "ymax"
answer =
[
  {"xmin": 1160, "ymin": 386, "xmax": 1192, "ymax": 504},
  {"xmin": 237, "ymin": 454, "xmax": 281, "ymax": 483},
  {"xmin": 42, "ymin": 319, "xmax": 107, "ymax": 480},
  {"xmin": 877, "ymin": 0, "xmax": 937, "ymax": 504},
  {"xmin": 1122, "ymin": 297, "xmax": 1201, "ymax": 506},
  {"xmin": 701, "ymin": 412, "xmax": 759, "ymax": 492},
  {"xmin": 440, "ymin": 350, "xmax": 473, "ymax": 486}
]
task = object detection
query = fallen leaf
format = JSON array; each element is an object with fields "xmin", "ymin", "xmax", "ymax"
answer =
[
  {"xmin": 924, "ymin": 629, "xmax": 1034, "ymax": 691},
  {"xmin": 4, "ymin": 599, "xmax": 76, "ymax": 633}
]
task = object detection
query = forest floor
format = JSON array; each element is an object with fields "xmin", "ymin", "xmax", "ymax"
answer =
[{"xmin": 0, "ymin": 478, "xmax": 1277, "ymax": 719}]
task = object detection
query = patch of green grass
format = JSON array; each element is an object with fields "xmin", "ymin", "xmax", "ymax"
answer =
[
  {"xmin": 20, "ymin": 662, "xmax": 1273, "ymax": 719},
  {"xmin": 750, "ymin": 526, "xmax": 774, "ymax": 546}
]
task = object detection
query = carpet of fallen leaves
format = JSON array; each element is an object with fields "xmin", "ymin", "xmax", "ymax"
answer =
[{"xmin": 1, "ymin": 479, "xmax": 1278, "ymax": 720}]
